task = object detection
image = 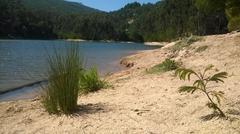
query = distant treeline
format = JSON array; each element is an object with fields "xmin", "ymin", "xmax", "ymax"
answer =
[{"xmin": 0, "ymin": 0, "xmax": 239, "ymax": 42}]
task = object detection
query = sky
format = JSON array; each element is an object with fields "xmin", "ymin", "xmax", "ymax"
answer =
[{"xmin": 67, "ymin": 0, "xmax": 158, "ymax": 12}]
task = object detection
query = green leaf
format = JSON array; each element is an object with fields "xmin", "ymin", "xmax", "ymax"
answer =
[
  {"xmin": 206, "ymin": 102, "xmax": 217, "ymax": 110},
  {"xmin": 209, "ymin": 91, "xmax": 224, "ymax": 105},
  {"xmin": 209, "ymin": 72, "xmax": 228, "ymax": 83},
  {"xmin": 216, "ymin": 95, "xmax": 221, "ymax": 104},
  {"xmin": 218, "ymin": 91, "xmax": 224, "ymax": 96},
  {"xmin": 179, "ymin": 86, "xmax": 198, "ymax": 93},
  {"xmin": 193, "ymin": 80, "xmax": 205, "ymax": 89},
  {"xmin": 204, "ymin": 64, "xmax": 214, "ymax": 73},
  {"xmin": 175, "ymin": 68, "xmax": 197, "ymax": 81}
]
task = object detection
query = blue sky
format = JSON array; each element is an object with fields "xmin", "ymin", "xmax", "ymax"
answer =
[{"xmin": 67, "ymin": 0, "xmax": 158, "ymax": 12}]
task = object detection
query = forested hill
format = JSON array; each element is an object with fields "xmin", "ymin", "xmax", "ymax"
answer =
[
  {"xmin": 21, "ymin": 0, "xmax": 100, "ymax": 14},
  {"xmin": 0, "ymin": 0, "xmax": 239, "ymax": 41}
]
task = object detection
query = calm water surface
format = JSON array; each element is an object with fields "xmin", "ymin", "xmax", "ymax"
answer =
[{"xmin": 0, "ymin": 40, "xmax": 157, "ymax": 98}]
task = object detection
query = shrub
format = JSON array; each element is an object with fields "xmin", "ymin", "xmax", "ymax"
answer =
[
  {"xmin": 42, "ymin": 46, "xmax": 83, "ymax": 114},
  {"xmin": 80, "ymin": 67, "xmax": 108, "ymax": 93},
  {"xmin": 175, "ymin": 65, "xmax": 228, "ymax": 117},
  {"xmin": 228, "ymin": 16, "xmax": 240, "ymax": 31},
  {"xmin": 195, "ymin": 46, "xmax": 208, "ymax": 53},
  {"xmin": 171, "ymin": 35, "xmax": 202, "ymax": 52},
  {"xmin": 147, "ymin": 58, "xmax": 179, "ymax": 74}
]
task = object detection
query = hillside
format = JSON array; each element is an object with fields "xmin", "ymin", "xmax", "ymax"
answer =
[
  {"xmin": 0, "ymin": 32, "xmax": 240, "ymax": 133},
  {"xmin": 3, "ymin": 0, "xmax": 239, "ymax": 41},
  {"xmin": 21, "ymin": 0, "xmax": 100, "ymax": 14}
]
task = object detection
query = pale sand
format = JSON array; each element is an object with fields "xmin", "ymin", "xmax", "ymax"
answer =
[
  {"xmin": 1, "ymin": 32, "xmax": 240, "ymax": 134},
  {"xmin": 144, "ymin": 42, "xmax": 168, "ymax": 46}
]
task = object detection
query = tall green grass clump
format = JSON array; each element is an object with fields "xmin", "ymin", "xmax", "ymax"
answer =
[
  {"xmin": 175, "ymin": 65, "xmax": 227, "ymax": 117},
  {"xmin": 147, "ymin": 58, "xmax": 179, "ymax": 74},
  {"xmin": 42, "ymin": 46, "xmax": 83, "ymax": 114},
  {"xmin": 80, "ymin": 67, "xmax": 108, "ymax": 93}
]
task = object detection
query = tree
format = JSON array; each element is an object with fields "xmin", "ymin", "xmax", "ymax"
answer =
[{"xmin": 195, "ymin": 0, "xmax": 240, "ymax": 31}]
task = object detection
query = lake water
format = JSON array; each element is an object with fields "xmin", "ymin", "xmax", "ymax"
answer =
[{"xmin": 0, "ymin": 40, "xmax": 157, "ymax": 100}]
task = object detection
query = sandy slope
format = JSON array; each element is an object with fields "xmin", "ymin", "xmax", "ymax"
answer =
[{"xmin": 0, "ymin": 32, "xmax": 240, "ymax": 134}]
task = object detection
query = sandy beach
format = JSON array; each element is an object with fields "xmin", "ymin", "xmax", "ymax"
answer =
[
  {"xmin": 0, "ymin": 32, "xmax": 240, "ymax": 134},
  {"xmin": 144, "ymin": 41, "xmax": 168, "ymax": 46}
]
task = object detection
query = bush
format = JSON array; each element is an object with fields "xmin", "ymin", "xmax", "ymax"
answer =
[
  {"xmin": 42, "ymin": 46, "xmax": 83, "ymax": 114},
  {"xmin": 171, "ymin": 35, "xmax": 202, "ymax": 52},
  {"xmin": 228, "ymin": 16, "xmax": 240, "ymax": 31},
  {"xmin": 147, "ymin": 58, "xmax": 179, "ymax": 74},
  {"xmin": 80, "ymin": 67, "xmax": 108, "ymax": 93},
  {"xmin": 175, "ymin": 65, "xmax": 228, "ymax": 117}
]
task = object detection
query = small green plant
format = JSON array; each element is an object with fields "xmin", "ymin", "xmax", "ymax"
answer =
[
  {"xmin": 147, "ymin": 58, "xmax": 178, "ymax": 74},
  {"xmin": 175, "ymin": 65, "xmax": 227, "ymax": 117},
  {"xmin": 227, "ymin": 16, "xmax": 240, "ymax": 31},
  {"xmin": 171, "ymin": 35, "xmax": 202, "ymax": 52},
  {"xmin": 42, "ymin": 46, "xmax": 83, "ymax": 114},
  {"xmin": 80, "ymin": 67, "xmax": 108, "ymax": 93},
  {"xmin": 195, "ymin": 46, "xmax": 208, "ymax": 53}
]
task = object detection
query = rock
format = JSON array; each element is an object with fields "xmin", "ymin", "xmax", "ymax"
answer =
[
  {"xmin": 120, "ymin": 58, "xmax": 134, "ymax": 68},
  {"xmin": 126, "ymin": 62, "xmax": 134, "ymax": 68}
]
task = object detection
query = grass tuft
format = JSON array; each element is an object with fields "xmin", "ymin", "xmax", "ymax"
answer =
[
  {"xmin": 147, "ymin": 58, "xmax": 179, "ymax": 74},
  {"xmin": 171, "ymin": 35, "xmax": 202, "ymax": 52},
  {"xmin": 80, "ymin": 67, "xmax": 108, "ymax": 93},
  {"xmin": 42, "ymin": 45, "xmax": 83, "ymax": 114}
]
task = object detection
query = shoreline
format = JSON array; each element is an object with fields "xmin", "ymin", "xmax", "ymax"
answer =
[
  {"xmin": 65, "ymin": 39, "xmax": 167, "ymax": 46},
  {"xmin": 0, "ymin": 32, "xmax": 240, "ymax": 133},
  {"xmin": 0, "ymin": 39, "xmax": 157, "ymax": 101},
  {"xmin": 144, "ymin": 41, "xmax": 168, "ymax": 46},
  {"xmin": 0, "ymin": 80, "xmax": 47, "ymax": 95},
  {"xmin": 1, "ymin": 38, "xmax": 168, "ymax": 47}
]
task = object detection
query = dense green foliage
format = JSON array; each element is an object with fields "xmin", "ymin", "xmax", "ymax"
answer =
[
  {"xmin": 21, "ymin": 0, "xmax": 99, "ymax": 15},
  {"xmin": 42, "ymin": 46, "xmax": 83, "ymax": 114},
  {"xmin": 1, "ymin": 0, "xmax": 239, "ymax": 41},
  {"xmin": 147, "ymin": 58, "xmax": 178, "ymax": 74},
  {"xmin": 175, "ymin": 65, "xmax": 228, "ymax": 117},
  {"xmin": 226, "ymin": 0, "xmax": 240, "ymax": 31},
  {"xmin": 0, "ymin": 0, "xmax": 56, "ymax": 39},
  {"xmin": 195, "ymin": 0, "xmax": 240, "ymax": 31},
  {"xmin": 80, "ymin": 67, "xmax": 108, "ymax": 93},
  {"xmin": 117, "ymin": 1, "xmax": 227, "ymax": 42}
]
